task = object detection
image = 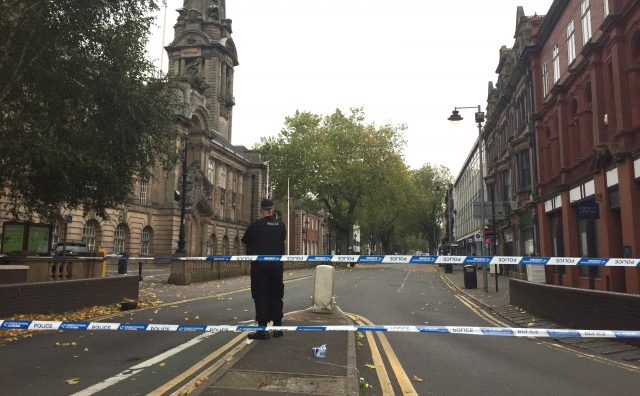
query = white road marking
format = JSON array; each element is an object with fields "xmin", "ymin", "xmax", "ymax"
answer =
[
  {"xmin": 70, "ymin": 332, "xmax": 217, "ymax": 395},
  {"xmin": 397, "ymin": 271, "xmax": 410, "ymax": 293}
]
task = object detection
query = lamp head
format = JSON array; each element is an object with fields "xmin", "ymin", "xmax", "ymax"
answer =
[{"xmin": 448, "ymin": 109, "xmax": 463, "ymax": 122}]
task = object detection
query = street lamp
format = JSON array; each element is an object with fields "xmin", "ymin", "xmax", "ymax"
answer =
[
  {"xmin": 175, "ymin": 135, "xmax": 188, "ymax": 255},
  {"xmin": 303, "ymin": 217, "xmax": 309, "ymax": 255},
  {"xmin": 448, "ymin": 105, "xmax": 488, "ymax": 292}
]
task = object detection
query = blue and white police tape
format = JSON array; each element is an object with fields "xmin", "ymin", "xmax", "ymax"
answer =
[
  {"xmin": 5, "ymin": 255, "xmax": 639, "ymax": 266},
  {"xmin": 2, "ymin": 319, "xmax": 639, "ymax": 338},
  {"xmin": 164, "ymin": 255, "xmax": 640, "ymax": 267}
]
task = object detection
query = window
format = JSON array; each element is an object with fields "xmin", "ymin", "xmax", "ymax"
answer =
[
  {"xmin": 139, "ymin": 179, "xmax": 148, "ymax": 204},
  {"xmin": 542, "ymin": 61, "xmax": 549, "ymax": 96},
  {"xmin": 501, "ymin": 171, "xmax": 510, "ymax": 202},
  {"xmin": 550, "ymin": 212, "xmax": 565, "ymax": 275},
  {"xmin": 518, "ymin": 150, "xmax": 531, "ymax": 189},
  {"xmin": 82, "ymin": 221, "xmax": 97, "ymax": 251},
  {"xmin": 114, "ymin": 224, "xmax": 126, "ymax": 254},
  {"xmin": 581, "ymin": 0, "xmax": 592, "ymax": 44},
  {"xmin": 566, "ymin": 20, "xmax": 576, "ymax": 64},
  {"xmin": 222, "ymin": 235, "xmax": 229, "ymax": 255},
  {"xmin": 207, "ymin": 158, "xmax": 215, "ymax": 184},
  {"xmin": 578, "ymin": 217, "xmax": 600, "ymax": 278},
  {"xmin": 51, "ymin": 222, "xmax": 61, "ymax": 250},
  {"xmin": 141, "ymin": 226, "xmax": 152, "ymax": 255},
  {"xmin": 552, "ymin": 44, "xmax": 560, "ymax": 83},
  {"xmin": 603, "ymin": 0, "xmax": 609, "ymax": 16},
  {"xmin": 219, "ymin": 164, "xmax": 227, "ymax": 188}
]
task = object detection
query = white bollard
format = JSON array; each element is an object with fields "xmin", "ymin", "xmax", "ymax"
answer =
[{"xmin": 312, "ymin": 265, "xmax": 335, "ymax": 312}]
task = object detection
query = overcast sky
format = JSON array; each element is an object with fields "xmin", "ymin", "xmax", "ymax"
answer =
[{"xmin": 147, "ymin": 0, "xmax": 553, "ymax": 178}]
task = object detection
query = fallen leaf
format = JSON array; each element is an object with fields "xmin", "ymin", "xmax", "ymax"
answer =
[
  {"xmin": 65, "ymin": 378, "xmax": 80, "ymax": 385},
  {"xmin": 83, "ymin": 347, "xmax": 89, "ymax": 352},
  {"xmin": 411, "ymin": 375, "xmax": 423, "ymax": 382},
  {"xmin": 364, "ymin": 363, "xmax": 377, "ymax": 369},
  {"xmin": 527, "ymin": 322, "xmax": 536, "ymax": 327},
  {"xmin": 159, "ymin": 362, "xmax": 166, "ymax": 367},
  {"xmin": 356, "ymin": 341, "xmax": 364, "ymax": 349}
]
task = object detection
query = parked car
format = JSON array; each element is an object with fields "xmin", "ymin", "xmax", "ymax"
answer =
[{"xmin": 53, "ymin": 242, "xmax": 88, "ymax": 257}]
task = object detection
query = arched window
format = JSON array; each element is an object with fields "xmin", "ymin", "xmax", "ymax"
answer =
[
  {"xmin": 114, "ymin": 224, "xmax": 127, "ymax": 254},
  {"xmin": 234, "ymin": 236, "xmax": 241, "ymax": 255},
  {"xmin": 141, "ymin": 226, "xmax": 153, "ymax": 255},
  {"xmin": 222, "ymin": 235, "xmax": 229, "ymax": 255},
  {"xmin": 82, "ymin": 220, "xmax": 100, "ymax": 252},
  {"xmin": 50, "ymin": 217, "xmax": 64, "ymax": 250},
  {"xmin": 207, "ymin": 158, "xmax": 215, "ymax": 184}
]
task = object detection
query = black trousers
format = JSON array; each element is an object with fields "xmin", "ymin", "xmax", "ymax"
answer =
[{"xmin": 250, "ymin": 261, "xmax": 284, "ymax": 325}]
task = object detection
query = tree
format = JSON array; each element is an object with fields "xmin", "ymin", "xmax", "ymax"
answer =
[
  {"xmin": 409, "ymin": 165, "xmax": 452, "ymax": 254},
  {"xmin": 260, "ymin": 108, "xmax": 406, "ymax": 252},
  {"xmin": 0, "ymin": 0, "xmax": 176, "ymax": 219},
  {"xmin": 356, "ymin": 157, "xmax": 414, "ymax": 254}
]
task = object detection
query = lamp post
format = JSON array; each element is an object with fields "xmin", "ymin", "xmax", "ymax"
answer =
[
  {"xmin": 445, "ymin": 184, "xmax": 454, "ymax": 273},
  {"xmin": 175, "ymin": 136, "xmax": 188, "ymax": 255},
  {"xmin": 303, "ymin": 217, "xmax": 309, "ymax": 255},
  {"xmin": 448, "ymin": 105, "xmax": 488, "ymax": 292},
  {"xmin": 434, "ymin": 185, "xmax": 444, "ymax": 256}
]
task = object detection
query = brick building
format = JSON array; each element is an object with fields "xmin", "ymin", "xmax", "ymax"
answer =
[
  {"xmin": 485, "ymin": 8, "xmax": 543, "ymax": 268},
  {"xmin": 530, "ymin": 0, "xmax": 640, "ymax": 292},
  {"xmin": 0, "ymin": 0, "xmax": 268, "ymax": 258}
]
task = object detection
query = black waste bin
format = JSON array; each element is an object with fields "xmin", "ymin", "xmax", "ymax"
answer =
[
  {"xmin": 463, "ymin": 265, "xmax": 477, "ymax": 289},
  {"xmin": 117, "ymin": 252, "xmax": 129, "ymax": 274},
  {"xmin": 444, "ymin": 263, "xmax": 453, "ymax": 273}
]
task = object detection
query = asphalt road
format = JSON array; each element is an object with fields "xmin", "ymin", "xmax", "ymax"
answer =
[
  {"xmin": 339, "ymin": 264, "xmax": 640, "ymax": 395},
  {"xmin": 1, "ymin": 264, "xmax": 639, "ymax": 395}
]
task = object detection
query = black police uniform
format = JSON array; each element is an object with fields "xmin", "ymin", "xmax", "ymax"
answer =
[{"xmin": 241, "ymin": 213, "xmax": 286, "ymax": 329}]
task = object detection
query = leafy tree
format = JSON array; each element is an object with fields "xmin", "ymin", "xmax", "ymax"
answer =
[
  {"xmin": 0, "ymin": 0, "xmax": 176, "ymax": 219},
  {"xmin": 409, "ymin": 165, "xmax": 452, "ymax": 254},
  {"xmin": 260, "ymin": 108, "xmax": 406, "ymax": 252},
  {"xmin": 356, "ymin": 157, "xmax": 414, "ymax": 254}
]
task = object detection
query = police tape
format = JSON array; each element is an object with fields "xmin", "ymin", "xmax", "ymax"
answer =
[
  {"xmin": 1, "ymin": 319, "xmax": 639, "ymax": 338},
  {"xmin": 157, "ymin": 255, "xmax": 640, "ymax": 267},
  {"xmin": 4, "ymin": 255, "xmax": 639, "ymax": 266}
]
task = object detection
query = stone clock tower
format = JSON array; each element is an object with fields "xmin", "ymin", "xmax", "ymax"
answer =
[{"xmin": 166, "ymin": 0, "xmax": 238, "ymax": 142}]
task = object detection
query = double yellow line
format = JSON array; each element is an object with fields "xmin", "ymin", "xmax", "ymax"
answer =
[
  {"xmin": 148, "ymin": 332, "xmax": 249, "ymax": 395},
  {"xmin": 346, "ymin": 313, "xmax": 418, "ymax": 396}
]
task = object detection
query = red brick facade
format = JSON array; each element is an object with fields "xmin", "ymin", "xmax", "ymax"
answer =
[{"xmin": 532, "ymin": 0, "xmax": 640, "ymax": 292}]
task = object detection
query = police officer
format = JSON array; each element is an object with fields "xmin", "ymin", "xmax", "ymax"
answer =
[{"xmin": 241, "ymin": 198, "xmax": 287, "ymax": 340}]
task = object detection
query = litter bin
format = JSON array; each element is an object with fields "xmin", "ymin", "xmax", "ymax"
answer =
[
  {"xmin": 117, "ymin": 252, "xmax": 129, "ymax": 274},
  {"xmin": 444, "ymin": 263, "xmax": 453, "ymax": 273},
  {"xmin": 463, "ymin": 265, "xmax": 477, "ymax": 289}
]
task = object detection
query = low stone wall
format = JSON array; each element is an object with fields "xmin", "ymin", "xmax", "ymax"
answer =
[
  {"xmin": 509, "ymin": 278, "xmax": 640, "ymax": 331},
  {"xmin": 0, "ymin": 266, "xmax": 28, "ymax": 284},
  {"xmin": 168, "ymin": 260, "xmax": 336, "ymax": 285},
  {"xmin": 1, "ymin": 257, "xmax": 103, "ymax": 282},
  {"xmin": 0, "ymin": 276, "xmax": 139, "ymax": 317}
]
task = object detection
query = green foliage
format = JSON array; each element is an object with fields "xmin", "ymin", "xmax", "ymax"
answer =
[
  {"xmin": 260, "ymin": 108, "xmax": 407, "ymax": 251},
  {"xmin": 409, "ymin": 165, "xmax": 453, "ymax": 253},
  {"xmin": 0, "ymin": 0, "xmax": 176, "ymax": 219}
]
